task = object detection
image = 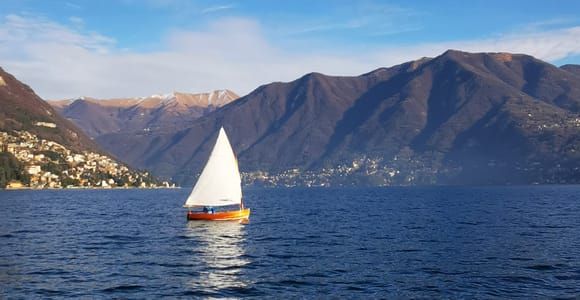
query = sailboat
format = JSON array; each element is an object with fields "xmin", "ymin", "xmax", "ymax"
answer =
[{"xmin": 184, "ymin": 127, "xmax": 250, "ymax": 221}]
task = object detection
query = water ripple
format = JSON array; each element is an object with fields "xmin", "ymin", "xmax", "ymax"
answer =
[{"xmin": 0, "ymin": 187, "xmax": 579, "ymax": 297}]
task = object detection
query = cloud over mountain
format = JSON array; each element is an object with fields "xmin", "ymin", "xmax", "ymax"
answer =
[{"xmin": 1, "ymin": 14, "xmax": 580, "ymax": 99}]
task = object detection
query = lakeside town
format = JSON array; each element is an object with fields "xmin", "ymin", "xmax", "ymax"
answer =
[
  {"xmin": 242, "ymin": 153, "xmax": 447, "ymax": 187},
  {"xmin": 0, "ymin": 129, "xmax": 175, "ymax": 189}
]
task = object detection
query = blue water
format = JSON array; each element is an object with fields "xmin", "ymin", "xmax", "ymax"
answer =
[{"xmin": 0, "ymin": 186, "xmax": 579, "ymax": 298}]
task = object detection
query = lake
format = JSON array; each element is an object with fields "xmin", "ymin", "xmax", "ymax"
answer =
[{"xmin": 1, "ymin": 186, "xmax": 579, "ymax": 298}]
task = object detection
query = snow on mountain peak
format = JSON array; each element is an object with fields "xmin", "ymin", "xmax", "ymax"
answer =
[
  {"xmin": 150, "ymin": 93, "xmax": 175, "ymax": 102},
  {"xmin": 133, "ymin": 92, "xmax": 176, "ymax": 106},
  {"xmin": 205, "ymin": 89, "xmax": 233, "ymax": 105}
]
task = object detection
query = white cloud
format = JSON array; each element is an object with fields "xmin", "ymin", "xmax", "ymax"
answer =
[
  {"xmin": 68, "ymin": 16, "xmax": 85, "ymax": 28},
  {"xmin": 201, "ymin": 4, "xmax": 235, "ymax": 14},
  {"xmin": 375, "ymin": 26, "xmax": 580, "ymax": 63},
  {"xmin": 0, "ymin": 14, "xmax": 114, "ymax": 54},
  {"xmin": 64, "ymin": 2, "xmax": 82, "ymax": 10},
  {"xmin": 0, "ymin": 14, "xmax": 580, "ymax": 100},
  {"xmin": 279, "ymin": 2, "xmax": 422, "ymax": 37}
]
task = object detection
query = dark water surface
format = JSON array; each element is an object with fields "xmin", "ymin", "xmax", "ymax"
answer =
[{"xmin": 1, "ymin": 186, "xmax": 579, "ymax": 298}]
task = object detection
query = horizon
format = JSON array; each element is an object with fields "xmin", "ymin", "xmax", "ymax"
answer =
[{"xmin": 1, "ymin": 0, "xmax": 579, "ymax": 99}]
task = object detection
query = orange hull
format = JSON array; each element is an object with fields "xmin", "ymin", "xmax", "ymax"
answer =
[{"xmin": 187, "ymin": 208, "xmax": 250, "ymax": 221}]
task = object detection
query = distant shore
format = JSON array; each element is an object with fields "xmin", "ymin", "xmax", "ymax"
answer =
[{"xmin": 2, "ymin": 186, "xmax": 181, "ymax": 191}]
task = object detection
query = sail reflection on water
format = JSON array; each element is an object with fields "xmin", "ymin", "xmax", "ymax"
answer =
[{"xmin": 184, "ymin": 221, "xmax": 252, "ymax": 292}]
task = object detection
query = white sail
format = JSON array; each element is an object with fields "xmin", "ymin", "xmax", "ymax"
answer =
[{"xmin": 184, "ymin": 127, "xmax": 242, "ymax": 207}]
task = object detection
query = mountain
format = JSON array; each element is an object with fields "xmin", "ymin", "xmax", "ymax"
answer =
[
  {"xmin": 49, "ymin": 90, "xmax": 239, "ymax": 174},
  {"xmin": 0, "ymin": 67, "xmax": 99, "ymax": 152},
  {"xmin": 0, "ymin": 67, "xmax": 169, "ymax": 189},
  {"xmin": 104, "ymin": 50, "xmax": 579, "ymax": 186},
  {"xmin": 50, "ymin": 90, "xmax": 239, "ymax": 137},
  {"xmin": 561, "ymin": 64, "xmax": 580, "ymax": 77}
]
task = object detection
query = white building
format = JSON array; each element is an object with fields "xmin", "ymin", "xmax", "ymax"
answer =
[{"xmin": 26, "ymin": 165, "xmax": 42, "ymax": 175}]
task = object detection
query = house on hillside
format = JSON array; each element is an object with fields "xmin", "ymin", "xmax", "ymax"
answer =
[{"xmin": 6, "ymin": 180, "xmax": 25, "ymax": 189}]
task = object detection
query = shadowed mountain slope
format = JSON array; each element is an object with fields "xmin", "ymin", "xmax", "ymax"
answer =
[{"xmin": 54, "ymin": 51, "xmax": 580, "ymax": 186}]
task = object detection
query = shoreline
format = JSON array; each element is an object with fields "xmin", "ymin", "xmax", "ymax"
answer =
[
  {"xmin": 2, "ymin": 186, "xmax": 181, "ymax": 191},
  {"xmin": 3, "ymin": 184, "xmax": 580, "ymax": 191}
]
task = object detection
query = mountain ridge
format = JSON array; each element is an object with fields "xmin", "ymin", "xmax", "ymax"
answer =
[
  {"xmin": 0, "ymin": 67, "xmax": 100, "ymax": 153},
  {"xmin": 50, "ymin": 89, "xmax": 238, "ymax": 110},
  {"xmin": 119, "ymin": 50, "xmax": 579, "ymax": 186},
  {"xmin": 50, "ymin": 89, "xmax": 239, "ymax": 137},
  {"xmin": 41, "ymin": 50, "xmax": 580, "ymax": 186},
  {"xmin": 561, "ymin": 64, "xmax": 580, "ymax": 77}
]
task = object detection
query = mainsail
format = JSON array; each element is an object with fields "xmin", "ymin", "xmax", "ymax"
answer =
[{"xmin": 184, "ymin": 127, "xmax": 242, "ymax": 207}]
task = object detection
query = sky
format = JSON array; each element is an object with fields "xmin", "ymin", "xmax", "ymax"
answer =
[{"xmin": 0, "ymin": 0, "xmax": 579, "ymax": 99}]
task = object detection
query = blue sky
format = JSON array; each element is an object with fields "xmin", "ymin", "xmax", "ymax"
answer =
[{"xmin": 1, "ymin": 0, "xmax": 579, "ymax": 98}]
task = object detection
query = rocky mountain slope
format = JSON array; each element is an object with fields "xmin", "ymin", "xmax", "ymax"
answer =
[
  {"xmin": 561, "ymin": 64, "xmax": 580, "ymax": 77},
  {"xmin": 50, "ymin": 90, "xmax": 239, "ymax": 137},
  {"xmin": 49, "ymin": 90, "xmax": 239, "ymax": 175},
  {"xmin": 104, "ymin": 50, "xmax": 579, "ymax": 186},
  {"xmin": 0, "ymin": 67, "xmax": 99, "ymax": 152}
]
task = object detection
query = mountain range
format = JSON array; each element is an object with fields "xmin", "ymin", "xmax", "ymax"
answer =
[
  {"xmin": 50, "ymin": 90, "xmax": 238, "ymax": 168},
  {"xmin": 10, "ymin": 49, "xmax": 579, "ymax": 186},
  {"xmin": 57, "ymin": 50, "xmax": 578, "ymax": 186},
  {"xmin": 51, "ymin": 90, "xmax": 239, "ymax": 137}
]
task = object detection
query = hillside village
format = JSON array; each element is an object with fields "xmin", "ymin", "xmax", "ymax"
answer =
[
  {"xmin": 0, "ymin": 129, "xmax": 174, "ymax": 189},
  {"xmin": 242, "ymin": 154, "xmax": 449, "ymax": 187}
]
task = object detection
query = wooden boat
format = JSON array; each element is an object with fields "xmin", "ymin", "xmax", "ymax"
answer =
[
  {"xmin": 184, "ymin": 127, "xmax": 250, "ymax": 221},
  {"xmin": 186, "ymin": 208, "xmax": 250, "ymax": 221}
]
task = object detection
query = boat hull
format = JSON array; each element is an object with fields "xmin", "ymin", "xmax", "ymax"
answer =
[{"xmin": 187, "ymin": 208, "xmax": 250, "ymax": 221}]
